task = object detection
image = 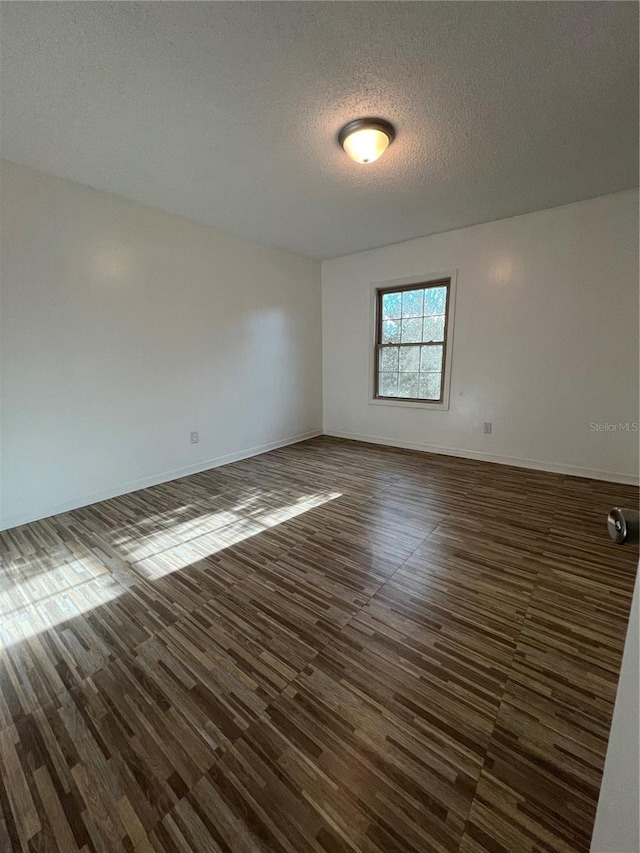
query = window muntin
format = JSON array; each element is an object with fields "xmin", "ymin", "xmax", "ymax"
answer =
[{"xmin": 375, "ymin": 279, "xmax": 450, "ymax": 403}]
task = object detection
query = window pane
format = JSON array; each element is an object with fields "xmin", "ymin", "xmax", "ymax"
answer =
[
  {"xmin": 399, "ymin": 346, "xmax": 420, "ymax": 372},
  {"xmin": 419, "ymin": 372, "xmax": 442, "ymax": 400},
  {"xmin": 377, "ymin": 282, "xmax": 450, "ymax": 405},
  {"xmin": 401, "ymin": 289, "xmax": 424, "ymax": 318},
  {"xmin": 424, "ymin": 286, "xmax": 447, "ymax": 316},
  {"xmin": 420, "ymin": 344, "xmax": 443, "ymax": 372},
  {"xmin": 379, "ymin": 372, "xmax": 398, "ymax": 397},
  {"xmin": 379, "ymin": 346, "xmax": 399, "ymax": 371},
  {"xmin": 398, "ymin": 373, "xmax": 420, "ymax": 398},
  {"xmin": 401, "ymin": 318, "xmax": 422, "ymax": 343},
  {"xmin": 382, "ymin": 291, "xmax": 402, "ymax": 320},
  {"xmin": 381, "ymin": 319, "xmax": 401, "ymax": 343},
  {"xmin": 423, "ymin": 315, "xmax": 445, "ymax": 342}
]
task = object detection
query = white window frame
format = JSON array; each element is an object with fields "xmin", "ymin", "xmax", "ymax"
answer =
[{"xmin": 368, "ymin": 269, "xmax": 457, "ymax": 411}]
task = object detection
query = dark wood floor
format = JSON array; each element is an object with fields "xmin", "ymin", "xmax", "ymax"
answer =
[{"xmin": 0, "ymin": 437, "xmax": 638, "ymax": 853}]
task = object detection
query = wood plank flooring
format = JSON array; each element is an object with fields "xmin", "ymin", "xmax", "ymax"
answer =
[{"xmin": 0, "ymin": 436, "xmax": 637, "ymax": 853}]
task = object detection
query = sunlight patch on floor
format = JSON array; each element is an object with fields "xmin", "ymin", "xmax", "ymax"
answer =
[
  {"xmin": 0, "ymin": 490, "xmax": 342, "ymax": 646},
  {"xmin": 0, "ymin": 575, "xmax": 123, "ymax": 649},
  {"xmin": 132, "ymin": 490, "xmax": 342, "ymax": 579}
]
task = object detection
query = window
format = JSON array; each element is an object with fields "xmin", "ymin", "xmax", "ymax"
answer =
[{"xmin": 374, "ymin": 278, "xmax": 451, "ymax": 404}]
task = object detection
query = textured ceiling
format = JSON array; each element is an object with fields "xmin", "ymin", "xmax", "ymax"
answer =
[{"xmin": 1, "ymin": 1, "xmax": 637, "ymax": 260}]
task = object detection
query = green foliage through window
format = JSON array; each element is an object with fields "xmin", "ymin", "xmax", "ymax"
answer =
[{"xmin": 376, "ymin": 281, "xmax": 449, "ymax": 402}]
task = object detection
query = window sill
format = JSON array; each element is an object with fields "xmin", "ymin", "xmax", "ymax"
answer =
[{"xmin": 369, "ymin": 397, "xmax": 450, "ymax": 412}]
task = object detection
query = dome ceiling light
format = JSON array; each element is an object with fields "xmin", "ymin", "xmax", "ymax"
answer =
[{"xmin": 338, "ymin": 118, "xmax": 396, "ymax": 165}]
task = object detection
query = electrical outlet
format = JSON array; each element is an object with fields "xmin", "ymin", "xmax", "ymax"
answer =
[
  {"xmin": 483, "ymin": 422, "xmax": 492, "ymax": 435},
  {"xmin": 190, "ymin": 431, "xmax": 199, "ymax": 444}
]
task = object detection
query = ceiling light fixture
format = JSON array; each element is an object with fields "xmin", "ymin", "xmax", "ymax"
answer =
[{"xmin": 338, "ymin": 118, "xmax": 395, "ymax": 165}]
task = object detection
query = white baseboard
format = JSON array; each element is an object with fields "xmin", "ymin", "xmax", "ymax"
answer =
[
  {"xmin": 324, "ymin": 429, "xmax": 639, "ymax": 486},
  {"xmin": 0, "ymin": 429, "xmax": 322, "ymax": 531}
]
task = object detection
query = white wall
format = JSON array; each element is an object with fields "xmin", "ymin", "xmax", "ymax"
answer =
[
  {"xmin": 0, "ymin": 161, "xmax": 322, "ymax": 529},
  {"xmin": 2, "ymin": 169, "xmax": 637, "ymax": 533},
  {"xmin": 322, "ymin": 190, "xmax": 639, "ymax": 482},
  {"xmin": 591, "ymin": 572, "xmax": 639, "ymax": 853}
]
